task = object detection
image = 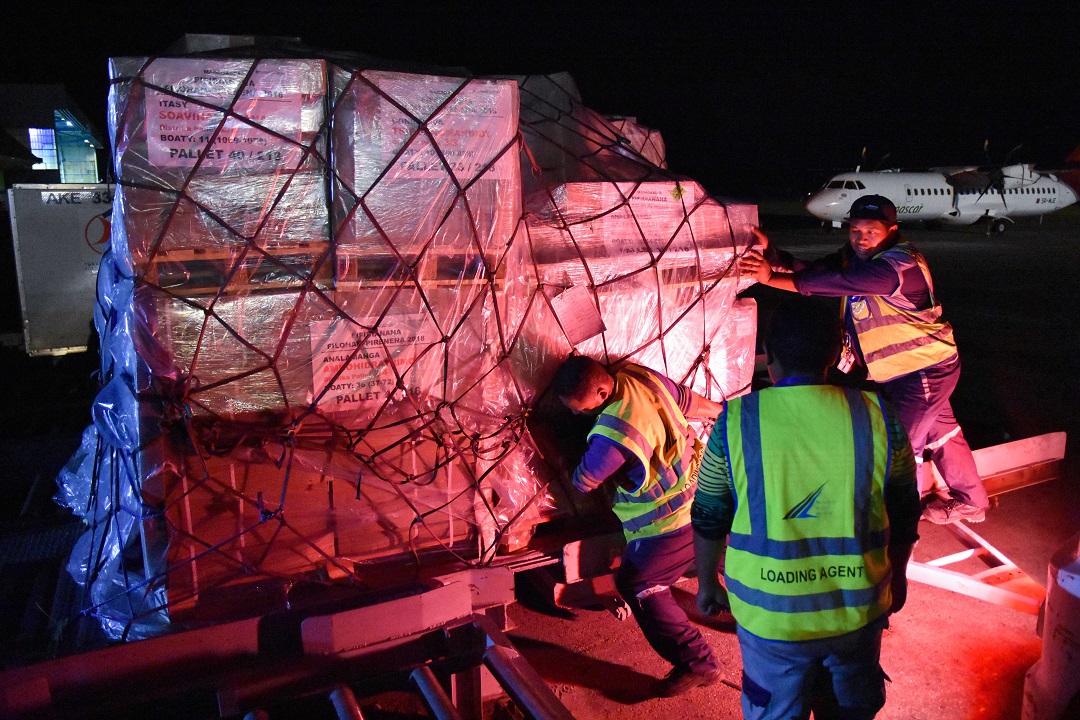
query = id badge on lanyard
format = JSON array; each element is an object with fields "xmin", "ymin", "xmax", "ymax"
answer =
[
  {"xmin": 837, "ymin": 332, "xmax": 856, "ymax": 373},
  {"xmin": 837, "ymin": 296, "xmax": 866, "ymax": 374}
]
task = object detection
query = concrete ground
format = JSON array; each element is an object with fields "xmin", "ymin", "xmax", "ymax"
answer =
[{"xmin": 503, "ymin": 211, "xmax": 1080, "ymax": 720}]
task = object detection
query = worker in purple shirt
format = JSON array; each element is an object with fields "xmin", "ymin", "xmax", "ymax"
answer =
[
  {"xmin": 738, "ymin": 194, "xmax": 988, "ymax": 524},
  {"xmin": 550, "ymin": 354, "xmax": 724, "ymax": 696}
]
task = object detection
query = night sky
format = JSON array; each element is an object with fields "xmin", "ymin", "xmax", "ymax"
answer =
[{"xmin": 5, "ymin": 2, "xmax": 1080, "ymax": 201}]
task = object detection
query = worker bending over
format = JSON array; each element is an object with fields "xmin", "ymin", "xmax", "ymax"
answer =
[{"xmin": 552, "ymin": 355, "xmax": 724, "ymax": 697}]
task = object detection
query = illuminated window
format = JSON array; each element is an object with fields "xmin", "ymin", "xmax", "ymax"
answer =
[{"xmin": 29, "ymin": 128, "xmax": 58, "ymax": 170}]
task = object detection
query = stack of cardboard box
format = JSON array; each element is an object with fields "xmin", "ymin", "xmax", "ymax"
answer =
[{"xmin": 70, "ymin": 58, "xmax": 756, "ymax": 633}]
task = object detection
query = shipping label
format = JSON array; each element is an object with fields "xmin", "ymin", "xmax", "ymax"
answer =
[
  {"xmin": 550, "ymin": 285, "xmax": 606, "ymax": 346},
  {"xmin": 594, "ymin": 182, "xmax": 700, "ymax": 255},
  {"xmin": 370, "ymin": 72, "xmax": 515, "ymax": 182},
  {"xmin": 309, "ymin": 314, "xmax": 431, "ymax": 413},
  {"xmin": 143, "ymin": 59, "xmax": 304, "ymax": 169}
]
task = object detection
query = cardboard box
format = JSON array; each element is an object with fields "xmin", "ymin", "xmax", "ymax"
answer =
[
  {"xmin": 109, "ymin": 57, "xmax": 329, "ymax": 265},
  {"xmin": 330, "ymin": 69, "xmax": 520, "ymax": 267}
]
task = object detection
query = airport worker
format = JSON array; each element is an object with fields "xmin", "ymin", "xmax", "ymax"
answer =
[
  {"xmin": 692, "ymin": 296, "xmax": 921, "ymax": 720},
  {"xmin": 550, "ymin": 354, "xmax": 724, "ymax": 697},
  {"xmin": 738, "ymin": 194, "xmax": 989, "ymax": 524}
]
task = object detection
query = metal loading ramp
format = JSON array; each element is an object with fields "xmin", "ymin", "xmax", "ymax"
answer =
[{"xmin": 907, "ymin": 431, "xmax": 1067, "ymax": 614}]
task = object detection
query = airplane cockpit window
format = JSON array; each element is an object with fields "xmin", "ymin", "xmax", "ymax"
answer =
[
  {"xmin": 844, "ymin": 181, "xmax": 859, "ymax": 189},
  {"xmin": 856, "ymin": 181, "xmax": 866, "ymax": 189},
  {"xmin": 827, "ymin": 180, "xmax": 845, "ymax": 189}
]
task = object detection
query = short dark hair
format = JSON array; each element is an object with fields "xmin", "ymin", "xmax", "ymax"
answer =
[
  {"xmin": 765, "ymin": 297, "xmax": 842, "ymax": 373},
  {"xmin": 551, "ymin": 355, "xmax": 609, "ymax": 401}
]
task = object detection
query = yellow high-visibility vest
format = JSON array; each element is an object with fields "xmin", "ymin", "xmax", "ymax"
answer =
[
  {"xmin": 847, "ymin": 242, "xmax": 957, "ymax": 382},
  {"xmin": 723, "ymin": 385, "xmax": 893, "ymax": 641},
  {"xmin": 588, "ymin": 364, "xmax": 702, "ymax": 542}
]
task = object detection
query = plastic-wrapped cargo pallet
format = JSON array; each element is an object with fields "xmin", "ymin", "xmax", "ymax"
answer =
[{"xmin": 56, "ymin": 53, "xmax": 758, "ymax": 641}]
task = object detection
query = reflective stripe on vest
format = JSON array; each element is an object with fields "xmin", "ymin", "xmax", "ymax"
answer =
[
  {"xmin": 848, "ymin": 242, "xmax": 957, "ymax": 381},
  {"xmin": 723, "ymin": 385, "xmax": 892, "ymax": 641},
  {"xmin": 589, "ymin": 364, "xmax": 701, "ymax": 541}
]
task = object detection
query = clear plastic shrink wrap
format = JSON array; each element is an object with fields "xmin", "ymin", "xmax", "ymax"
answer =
[
  {"xmin": 504, "ymin": 73, "xmax": 757, "ymax": 409},
  {"xmin": 56, "ymin": 58, "xmax": 757, "ymax": 641},
  {"xmin": 605, "ymin": 116, "xmax": 667, "ymax": 169}
]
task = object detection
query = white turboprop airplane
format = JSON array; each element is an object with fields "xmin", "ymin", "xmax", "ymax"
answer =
[{"xmin": 805, "ymin": 163, "xmax": 1078, "ymax": 234}]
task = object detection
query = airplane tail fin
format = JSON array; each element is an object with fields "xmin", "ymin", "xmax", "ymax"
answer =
[{"xmin": 1056, "ymin": 144, "xmax": 1080, "ymax": 195}]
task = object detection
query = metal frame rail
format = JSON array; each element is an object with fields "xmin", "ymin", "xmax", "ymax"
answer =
[
  {"xmin": 908, "ymin": 432, "xmax": 1067, "ymax": 615},
  {"xmin": 0, "ymin": 571, "xmax": 573, "ymax": 720}
]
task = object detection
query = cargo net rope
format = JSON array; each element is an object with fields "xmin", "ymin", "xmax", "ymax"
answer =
[{"xmin": 54, "ymin": 59, "xmax": 759, "ymax": 641}]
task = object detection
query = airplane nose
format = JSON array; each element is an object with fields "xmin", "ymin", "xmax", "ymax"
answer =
[{"xmin": 805, "ymin": 192, "xmax": 848, "ymax": 221}]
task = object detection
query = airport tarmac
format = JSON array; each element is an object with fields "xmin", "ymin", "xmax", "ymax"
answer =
[{"xmin": 0, "ymin": 209, "xmax": 1077, "ymax": 718}]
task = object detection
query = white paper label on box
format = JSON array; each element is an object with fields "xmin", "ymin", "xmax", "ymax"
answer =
[
  {"xmin": 309, "ymin": 315, "xmax": 431, "ymax": 412},
  {"xmin": 371, "ymin": 73, "xmax": 515, "ymax": 182},
  {"xmin": 550, "ymin": 285, "xmax": 606, "ymax": 346},
  {"xmin": 143, "ymin": 59, "xmax": 304, "ymax": 169},
  {"xmin": 596, "ymin": 182, "xmax": 700, "ymax": 255}
]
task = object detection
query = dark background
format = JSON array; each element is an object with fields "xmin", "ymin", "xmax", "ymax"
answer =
[{"xmin": 4, "ymin": 2, "xmax": 1080, "ymax": 201}]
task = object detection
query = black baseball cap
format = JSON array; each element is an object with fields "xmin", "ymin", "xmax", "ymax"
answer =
[{"xmin": 845, "ymin": 195, "xmax": 897, "ymax": 224}]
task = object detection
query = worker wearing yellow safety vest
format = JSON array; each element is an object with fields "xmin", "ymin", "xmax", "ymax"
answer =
[
  {"xmin": 693, "ymin": 297, "xmax": 921, "ymax": 719},
  {"xmin": 739, "ymin": 194, "xmax": 989, "ymax": 524},
  {"xmin": 550, "ymin": 355, "xmax": 724, "ymax": 697}
]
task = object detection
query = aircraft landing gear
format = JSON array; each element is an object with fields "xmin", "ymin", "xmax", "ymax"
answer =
[{"xmin": 989, "ymin": 218, "xmax": 1009, "ymax": 235}]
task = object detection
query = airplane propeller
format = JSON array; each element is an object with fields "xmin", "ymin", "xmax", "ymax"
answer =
[
  {"xmin": 976, "ymin": 166, "xmax": 1008, "ymax": 209},
  {"xmin": 976, "ymin": 142, "xmax": 1023, "ymax": 207},
  {"xmin": 857, "ymin": 146, "xmax": 892, "ymax": 172},
  {"xmin": 943, "ymin": 141, "xmax": 1026, "ymax": 210}
]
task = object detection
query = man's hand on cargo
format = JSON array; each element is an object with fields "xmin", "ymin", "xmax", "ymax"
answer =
[
  {"xmin": 749, "ymin": 225, "xmax": 771, "ymax": 252},
  {"xmin": 739, "ymin": 249, "xmax": 773, "ymax": 284},
  {"xmin": 739, "ymin": 227, "xmax": 800, "ymax": 292}
]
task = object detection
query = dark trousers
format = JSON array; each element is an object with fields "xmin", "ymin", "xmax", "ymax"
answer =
[
  {"xmin": 615, "ymin": 523, "xmax": 719, "ymax": 674},
  {"xmin": 883, "ymin": 356, "xmax": 989, "ymax": 508},
  {"xmin": 737, "ymin": 620, "xmax": 887, "ymax": 720}
]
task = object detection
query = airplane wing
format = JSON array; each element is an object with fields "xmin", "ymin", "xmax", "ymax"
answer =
[{"xmin": 942, "ymin": 166, "xmax": 1003, "ymax": 190}]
